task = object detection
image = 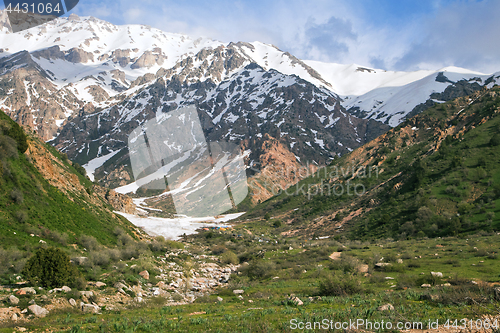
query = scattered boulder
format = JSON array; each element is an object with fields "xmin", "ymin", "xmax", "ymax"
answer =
[
  {"xmin": 430, "ymin": 272, "xmax": 443, "ymax": 278},
  {"xmin": 377, "ymin": 304, "xmax": 394, "ymax": 312},
  {"xmin": 139, "ymin": 270, "xmax": 150, "ymax": 280},
  {"xmin": 217, "ymin": 296, "xmax": 223, "ymax": 302},
  {"xmin": 114, "ymin": 282, "xmax": 129, "ymax": 290},
  {"xmin": 71, "ymin": 257, "xmax": 88, "ymax": 265},
  {"xmin": 68, "ymin": 298, "xmax": 77, "ymax": 307},
  {"xmin": 288, "ymin": 296, "xmax": 303, "ymax": 306},
  {"xmin": 421, "ymin": 284, "xmax": 432, "ymax": 288},
  {"xmin": 80, "ymin": 291, "xmax": 94, "ymax": 298},
  {"xmin": 233, "ymin": 290, "xmax": 244, "ymax": 294},
  {"xmin": 16, "ymin": 287, "xmax": 36, "ymax": 295},
  {"xmin": 396, "ymin": 259, "xmax": 403, "ymax": 264},
  {"xmin": 375, "ymin": 263, "xmax": 392, "ymax": 268},
  {"xmin": 28, "ymin": 304, "xmax": 49, "ymax": 318},
  {"xmin": 62, "ymin": 286, "xmax": 72, "ymax": 293},
  {"xmin": 11, "ymin": 313, "xmax": 18, "ymax": 321},
  {"xmin": 8, "ymin": 295, "xmax": 19, "ymax": 305},
  {"xmin": 81, "ymin": 303, "xmax": 100, "ymax": 314},
  {"xmin": 134, "ymin": 297, "xmax": 144, "ymax": 303},
  {"xmin": 95, "ymin": 282, "xmax": 106, "ymax": 288}
]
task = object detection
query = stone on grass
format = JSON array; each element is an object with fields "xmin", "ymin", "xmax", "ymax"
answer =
[
  {"xmin": 114, "ymin": 282, "xmax": 129, "ymax": 290},
  {"xmin": 28, "ymin": 304, "xmax": 49, "ymax": 318},
  {"xmin": 217, "ymin": 296, "xmax": 223, "ymax": 302},
  {"xmin": 139, "ymin": 270, "xmax": 149, "ymax": 280},
  {"xmin": 377, "ymin": 304, "xmax": 394, "ymax": 312},
  {"xmin": 95, "ymin": 282, "xmax": 106, "ymax": 288},
  {"xmin": 421, "ymin": 284, "xmax": 432, "ymax": 288},
  {"xmin": 8, "ymin": 295, "xmax": 19, "ymax": 305},
  {"xmin": 68, "ymin": 298, "xmax": 77, "ymax": 307},
  {"xmin": 233, "ymin": 290, "xmax": 244, "ymax": 294},
  {"xmin": 375, "ymin": 263, "xmax": 392, "ymax": 268},
  {"xmin": 430, "ymin": 272, "xmax": 443, "ymax": 278},
  {"xmin": 289, "ymin": 296, "xmax": 303, "ymax": 306},
  {"xmin": 17, "ymin": 287, "xmax": 36, "ymax": 295},
  {"xmin": 81, "ymin": 303, "xmax": 100, "ymax": 314}
]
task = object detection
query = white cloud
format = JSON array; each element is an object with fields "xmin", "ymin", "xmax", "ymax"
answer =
[
  {"xmin": 393, "ymin": 0, "xmax": 500, "ymax": 73},
  {"xmin": 72, "ymin": 0, "xmax": 500, "ymax": 73}
]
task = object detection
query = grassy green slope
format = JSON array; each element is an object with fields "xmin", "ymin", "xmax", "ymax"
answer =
[
  {"xmin": 0, "ymin": 110, "xmax": 136, "ymax": 249},
  {"xmin": 243, "ymin": 86, "xmax": 500, "ymax": 240}
]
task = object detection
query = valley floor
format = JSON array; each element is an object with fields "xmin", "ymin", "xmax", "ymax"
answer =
[{"xmin": 2, "ymin": 224, "xmax": 500, "ymax": 332}]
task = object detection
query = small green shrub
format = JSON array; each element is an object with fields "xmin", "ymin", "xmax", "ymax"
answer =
[
  {"xmin": 242, "ymin": 259, "xmax": 275, "ymax": 280},
  {"xmin": 22, "ymin": 247, "xmax": 84, "ymax": 288},
  {"xmin": 211, "ymin": 245, "xmax": 227, "ymax": 255},
  {"xmin": 489, "ymin": 133, "xmax": 500, "ymax": 147},
  {"xmin": 220, "ymin": 251, "xmax": 239, "ymax": 265},
  {"xmin": 318, "ymin": 273, "xmax": 363, "ymax": 296}
]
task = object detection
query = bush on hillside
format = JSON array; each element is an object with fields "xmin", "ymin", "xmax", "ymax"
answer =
[
  {"xmin": 489, "ymin": 133, "xmax": 500, "ymax": 147},
  {"xmin": 318, "ymin": 273, "xmax": 363, "ymax": 296},
  {"xmin": 22, "ymin": 247, "xmax": 84, "ymax": 288}
]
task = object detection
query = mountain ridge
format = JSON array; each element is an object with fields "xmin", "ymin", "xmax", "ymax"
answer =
[{"xmin": 0, "ymin": 11, "xmax": 499, "ymax": 206}]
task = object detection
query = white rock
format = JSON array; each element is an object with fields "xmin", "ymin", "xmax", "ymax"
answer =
[
  {"xmin": 81, "ymin": 303, "xmax": 99, "ymax": 313},
  {"xmin": 377, "ymin": 304, "xmax": 394, "ymax": 311},
  {"xmin": 28, "ymin": 304, "xmax": 49, "ymax": 318},
  {"xmin": 430, "ymin": 272, "xmax": 443, "ymax": 278},
  {"xmin": 8, "ymin": 295, "xmax": 19, "ymax": 305},
  {"xmin": 69, "ymin": 298, "xmax": 77, "ymax": 307}
]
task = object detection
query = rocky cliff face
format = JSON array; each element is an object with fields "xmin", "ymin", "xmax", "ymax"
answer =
[{"xmin": 25, "ymin": 134, "xmax": 136, "ymax": 214}]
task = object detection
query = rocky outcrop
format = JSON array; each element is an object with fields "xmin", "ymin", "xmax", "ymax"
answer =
[
  {"xmin": 92, "ymin": 185, "xmax": 136, "ymax": 214},
  {"xmin": 25, "ymin": 135, "xmax": 136, "ymax": 215},
  {"xmin": 130, "ymin": 50, "xmax": 166, "ymax": 69},
  {"xmin": 31, "ymin": 45, "xmax": 65, "ymax": 60},
  {"xmin": 86, "ymin": 85, "xmax": 110, "ymax": 103},
  {"xmin": 109, "ymin": 49, "xmax": 132, "ymax": 67},
  {"xmin": 65, "ymin": 47, "xmax": 94, "ymax": 63}
]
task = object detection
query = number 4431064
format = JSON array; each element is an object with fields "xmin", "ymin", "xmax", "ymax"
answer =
[
  {"xmin": 444, "ymin": 319, "xmax": 499, "ymax": 330},
  {"xmin": 5, "ymin": 3, "xmax": 62, "ymax": 14}
]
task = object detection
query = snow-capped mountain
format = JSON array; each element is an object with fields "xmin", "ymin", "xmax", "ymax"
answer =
[
  {"xmin": 305, "ymin": 61, "xmax": 500, "ymax": 126},
  {"xmin": 0, "ymin": 11, "xmax": 499, "ymax": 201}
]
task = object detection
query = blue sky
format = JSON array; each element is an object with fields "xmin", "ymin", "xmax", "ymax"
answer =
[{"xmin": 5, "ymin": 0, "xmax": 500, "ymax": 73}]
